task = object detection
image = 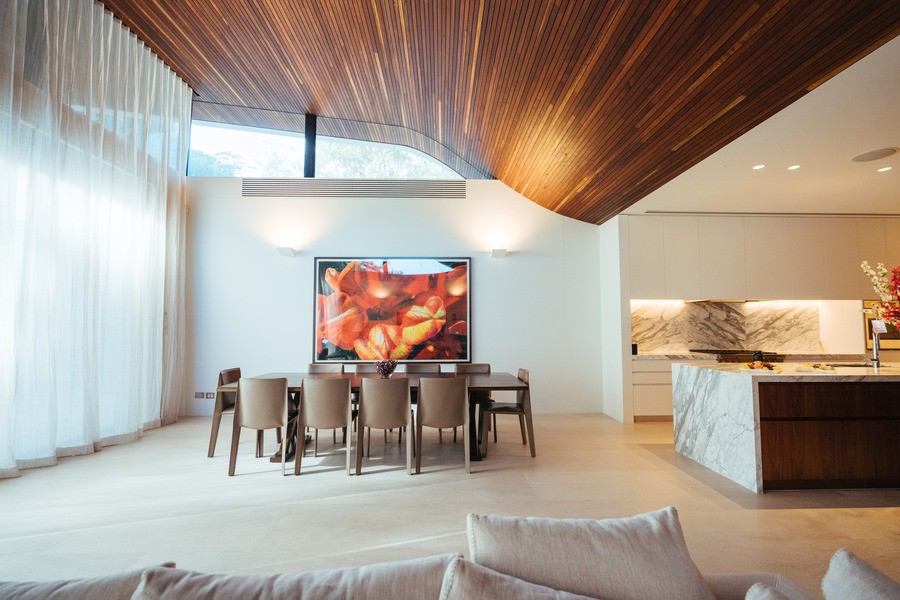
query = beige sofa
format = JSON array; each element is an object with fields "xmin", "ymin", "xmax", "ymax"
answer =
[{"xmin": 2, "ymin": 507, "xmax": 897, "ymax": 600}]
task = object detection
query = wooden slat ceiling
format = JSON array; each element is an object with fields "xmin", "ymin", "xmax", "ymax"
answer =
[{"xmin": 101, "ymin": 0, "xmax": 900, "ymax": 225}]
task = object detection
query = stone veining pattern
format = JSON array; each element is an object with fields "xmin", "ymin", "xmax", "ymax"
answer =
[
  {"xmin": 632, "ymin": 301, "xmax": 820, "ymax": 352},
  {"xmin": 672, "ymin": 363, "xmax": 762, "ymax": 492}
]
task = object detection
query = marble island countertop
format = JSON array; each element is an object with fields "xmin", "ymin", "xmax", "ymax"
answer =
[
  {"xmin": 674, "ymin": 361, "xmax": 900, "ymax": 381},
  {"xmin": 633, "ymin": 352, "xmax": 866, "ymax": 362}
]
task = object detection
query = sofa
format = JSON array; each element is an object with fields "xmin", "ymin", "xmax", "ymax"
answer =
[{"xmin": 1, "ymin": 507, "xmax": 897, "ymax": 600}]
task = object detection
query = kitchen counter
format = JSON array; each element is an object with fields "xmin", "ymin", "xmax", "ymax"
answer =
[
  {"xmin": 633, "ymin": 352, "xmax": 866, "ymax": 362},
  {"xmin": 672, "ymin": 362, "xmax": 900, "ymax": 493}
]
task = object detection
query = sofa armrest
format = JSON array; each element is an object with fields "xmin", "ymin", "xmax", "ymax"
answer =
[{"xmin": 703, "ymin": 573, "xmax": 814, "ymax": 600}]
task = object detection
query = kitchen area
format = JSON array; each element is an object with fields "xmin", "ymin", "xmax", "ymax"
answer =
[{"xmin": 596, "ymin": 213, "xmax": 900, "ymax": 492}]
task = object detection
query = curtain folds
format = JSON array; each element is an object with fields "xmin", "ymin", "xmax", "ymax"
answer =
[{"xmin": 0, "ymin": 0, "xmax": 191, "ymax": 478}]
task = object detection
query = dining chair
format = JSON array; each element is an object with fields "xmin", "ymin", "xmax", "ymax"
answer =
[
  {"xmin": 355, "ymin": 377, "xmax": 413, "ymax": 475},
  {"xmin": 405, "ymin": 363, "xmax": 451, "ymax": 440},
  {"xmin": 415, "ymin": 376, "xmax": 470, "ymax": 474},
  {"xmin": 228, "ymin": 377, "xmax": 291, "ymax": 476},
  {"xmin": 479, "ymin": 368, "xmax": 536, "ymax": 458},
  {"xmin": 307, "ymin": 363, "xmax": 347, "ymax": 443},
  {"xmin": 208, "ymin": 367, "xmax": 240, "ymax": 458},
  {"xmin": 453, "ymin": 363, "xmax": 492, "ymax": 445},
  {"xmin": 296, "ymin": 377, "xmax": 353, "ymax": 475}
]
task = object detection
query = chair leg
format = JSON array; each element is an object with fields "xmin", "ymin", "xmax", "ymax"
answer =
[
  {"xmin": 464, "ymin": 419, "xmax": 471, "ymax": 474},
  {"xmin": 525, "ymin": 408, "xmax": 536, "ymax": 458},
  {"xmin": 276, "ymin": 427, "xmax": 282, "ymax": 445},
  {"xmin": 438, "ymin": 428, "xmax": 443, "ymax": 443},
  {"xmin": 415, "ymin": 424, "xmax": 423, "ymax": 474},
  {"xmin": 480, "ymin": 408, "xmax": 490, "ymax": 459},
  {"xmin": 493, "ymin": 414, "xmax": 498, "ymax": 442},
  {"xmin": 518, "ymin": 414, "xmax": 527, "ymax": 445},
  {"xmin": 355, "ymin": 419, "xmax": 365, "ymax": 475},
  {"xmin": 256, "ymin": 430, "xmax": 264, "ymax": 458},
  {"xmin": 453, "ymin": 427, "xmax": 458, "ymax": 443},
  {"xmin": 228, "ymin": 422, "xmax": 241, "ymax": 476},
  {"xmin": 314, "ymin": 429, "xmax": 319, "ymax": 457},
  {"xmin": 208, "ymin": 410, "xmax": 223, "ymax": 457}
]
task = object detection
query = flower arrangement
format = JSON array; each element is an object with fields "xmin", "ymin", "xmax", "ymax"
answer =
[
  {"xmin": 375, "ymin": 359, "xmax": 398, "ymax": 378},
  {"xmin": 860, "ymin": 261, "xmax": 900, "ymax": 327}
]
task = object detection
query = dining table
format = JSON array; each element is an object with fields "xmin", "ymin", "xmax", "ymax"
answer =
[{"xmin": 216, "ymin": 370, "xmax": 529, "ymax": 461}]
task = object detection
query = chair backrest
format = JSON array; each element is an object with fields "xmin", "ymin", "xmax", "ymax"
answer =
[
  {"xmin": 218, "ymin": 368, "xmax": 241, "ymax": 408},
  {"xmin": 453, "ymin": 363, "xmax": 490, "ymax": 374},
  {"xmin": 236, "ymin": 377, "xmax": 287, "ymax": 430},
  {"xmin": 301, "ymin": 378, "xmax": 351, "ymax": 430},
  {"xmin": 404, "ymin": 363, "xmax": 441, "ymax": 374},
  {"xmin": 359, "ymin": 377, "xmax": 410, "ymax": 429},
  {"xmin": 417, "ymin": 377, "xmax": 468, "ymax": 428},
  {"xmin": 308, "ymin": 363, "xmax": 344, "ymax": 374},
  {"xmin": 517, "ymin": 368, "xmax": 530, "ymax": 407},
  {"xmin": 355, "ymin": 363, "xmax": 380, "ymax": 373},
  {"xmin": 218, "ymin": 368, "xmax": 241, "ymax": 386}
]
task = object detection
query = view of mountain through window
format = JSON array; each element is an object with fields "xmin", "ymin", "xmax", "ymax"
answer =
[{"xmin": 187, "ymin": 121, "xmax": 461, "ymax": 179}]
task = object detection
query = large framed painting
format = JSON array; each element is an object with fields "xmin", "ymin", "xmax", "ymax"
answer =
[
  {"xmin": 863, "ymin": 299, "xmax": 900, "ymax": 349},
  {"xmin": 314, "ymin": 257, "xmax": 470, "ymax": 363}
]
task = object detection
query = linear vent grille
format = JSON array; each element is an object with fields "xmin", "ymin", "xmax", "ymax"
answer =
[{"xmin": 242, "ymin": 178, "xmax": 466, "ymax": 199}]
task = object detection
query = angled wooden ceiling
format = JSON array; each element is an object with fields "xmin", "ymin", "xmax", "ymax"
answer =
[{"xmin": 101, "ymin": 1, "xmax": 900, "ymax": 225}]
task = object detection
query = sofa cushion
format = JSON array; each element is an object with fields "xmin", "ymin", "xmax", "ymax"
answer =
[
  {"xmin": 132, "ymin": 554, "xmax": 459, "ymax": 600},
  {"xmin": 821, "ymin": 548, "xmax": 900, "ymax": 600},
  {"xmin": 704, "ymin": 573, "xmax": 814, "ymax": 600},
  {"xmin": 466, "ymin": 506, "xmax": 713, "ymax": 600},
  {"xmin": 0, "ymin": 563, "xmax": 174, "ymax": 600},
  {"xmin": 439, "ymin": 556, "xmax": 597, "ymax": 600}
]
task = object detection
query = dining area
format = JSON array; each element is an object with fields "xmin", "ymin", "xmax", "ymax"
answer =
[{"xmin": 208, "ymin": 363, "xmax": 535, "ymax": 477}]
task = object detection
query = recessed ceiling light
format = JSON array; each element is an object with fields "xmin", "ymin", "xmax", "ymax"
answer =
[
  {"xmin": 787, "ymin": 165, "xmax": 800, "ymax": 170},
  {"xmin": 752, "ymin": 164, "xmax": 765, "ymax": 170},
  {"xmin": 851, "ymin": 147, "xmax": 898, "ymax": 162},
  {"xmin": 877, "ymin": 166, "xmax": 892, "ymax": 172}
]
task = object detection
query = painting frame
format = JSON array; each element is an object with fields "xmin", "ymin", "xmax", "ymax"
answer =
[
  {"xmin": 313, "ymin": 257, "xmax": 471, "ymax": 364},
  {"xmin": 863, "ymin": 299, "xmax": 900, "ymax": 349}
]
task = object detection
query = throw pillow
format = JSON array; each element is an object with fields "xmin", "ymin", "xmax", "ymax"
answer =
[
  {"xmin": 0, "ymin": 562, "xmax": 175, "ymax": 600},
  {"xmin": 745, "ymin": 582, "xmax": 792, "ymax": 600},
  {"xmin": 439, "ymin": 556, "xmax": 597, "ymax": 600},
  {"xmin": 466, "ymin": 506, "xmax": 714, "ymax": 600},
  {"xmin": 821, "ymin": 548, "xmax": 900, "ymax": 600},
  {"xmin": 133, "ymin": 554, "xmax": 459, "ymax": 600}
]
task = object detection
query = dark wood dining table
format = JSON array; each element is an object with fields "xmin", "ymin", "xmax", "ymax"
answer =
[{"xmin": 216, "ymin": 371, "xmax": 529, "ymax": 461}]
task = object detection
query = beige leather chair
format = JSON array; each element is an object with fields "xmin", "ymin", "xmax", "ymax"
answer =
[
  {"xmin": 453, "ymin": 363, "xmax": 492, "ymax": 445},
  {"xmin": 296, "ymin": 377, "xmax": 353, "ymax": 475},
  {"xmin": 415, "ymin": 376, "xmax": 470, "ymax": 474},
  {"xmin": 228, "ymin": 377, "xmax": 290, "ymax": 476},
  {"xmin": 406, "ymin": 363, "xmax": 455, "ymax": 442},
  {"xmin": 307, "ymin": 363, "xmax": 347, "ymax": 442},
  {"xmin": 479, "ymin": 368, "xmax": 536, "ymax": 458},
  {"xmin": 355, "ymin": 377, "xmax": 413, "ymax": 475},
  {"xmin": 208, "ymin": 367, "xmax": 240, "ymax": 457}
]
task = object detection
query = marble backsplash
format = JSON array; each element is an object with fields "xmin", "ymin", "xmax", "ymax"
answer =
[{"xmin": 631, "ymin": 301, "xmax": 821, "ymax": 353}]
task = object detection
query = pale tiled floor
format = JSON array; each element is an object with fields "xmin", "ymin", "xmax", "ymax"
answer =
[{"xmin": 0, "ymin": 414, "xmax": 898, "ymax": 598}]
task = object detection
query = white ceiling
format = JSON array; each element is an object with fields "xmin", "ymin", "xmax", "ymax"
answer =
[{"xmin": 624, "ymin": 35, "xmax": 899, "ymax": 217}]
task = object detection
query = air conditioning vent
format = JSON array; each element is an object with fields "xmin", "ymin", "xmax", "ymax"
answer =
[{"xmin": 241, "ymin": 178, "xmax": 466, "ymax": 199}]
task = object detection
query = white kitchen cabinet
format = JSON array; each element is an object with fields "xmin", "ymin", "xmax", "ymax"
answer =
[
  {"xmin": 664, "ymin": 217, "xmax": 701, "ymax": 298},
  {"xmin": 744, "ymin": 217, "xmax": 825, "ymax": 298},
  {"xmin": 699, "ymin": 217, "xmax": 747, "ymax": 299},
  {"xmin": 632, "ymin": 359, "xmax": 715, "ymax": 418},
  {"xmin": 822, "ymin": 218, "xmax": 863, "ymax": 299},
  {"xmin": 857, "ymin": 218, "xmax": 888, "ymax": 298},
  {"xmin": 628, "ymin": 216, "xmax": 666, "ymax": 298}
]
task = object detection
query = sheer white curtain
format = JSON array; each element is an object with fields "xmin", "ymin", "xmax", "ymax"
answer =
[{"xmin": 0, "ymin": 0, "xmax": 191, "ymax": 478}]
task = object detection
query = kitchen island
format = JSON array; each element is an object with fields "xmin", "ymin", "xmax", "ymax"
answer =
[{"xmin": 672, "ymin": 362, "xmax": 900, "ymax": 493}]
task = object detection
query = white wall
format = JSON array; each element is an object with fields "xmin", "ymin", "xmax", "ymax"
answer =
[
  {"xmin": 599, "ymin": 217, "xmax": 630, "ymax": 422},
  {"xmin": 818, "ymin": 301, "xmax": 866, "ymax": 354},
  {"xmin": 184, "ymin": 178, "xmax": 604, "ymax": 416}
]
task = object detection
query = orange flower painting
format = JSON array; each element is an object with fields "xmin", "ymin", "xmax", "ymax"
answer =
[{"xmin": 314, "ymin": 258, "xmax": 470, "ymax": 362}]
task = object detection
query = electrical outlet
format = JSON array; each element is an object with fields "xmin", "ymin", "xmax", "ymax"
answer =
[
  {"xmin": 205, "ymin": 392, "xmax": 215, "ymax": 399},
  {"xmin": 194, "ymin": 392, "xmax": 204, "ymax": 399}
]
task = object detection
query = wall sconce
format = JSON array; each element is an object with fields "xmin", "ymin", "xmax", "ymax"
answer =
[
  {"xmin": 276, "ymin": 246, "xmax": 298, "ymax": 258},
  {"xmin": 490, "ymin": 248, "xmax": 507, "ymax": 259}
]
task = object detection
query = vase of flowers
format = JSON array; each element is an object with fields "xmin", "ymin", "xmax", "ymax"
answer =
[
  {"xmin": 860, "ymin": 261, "xmax": 900, "ymax": 327},
  {"xmin": 375, "ymin": 359, "xmax": 398, "ymax": 378}
]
